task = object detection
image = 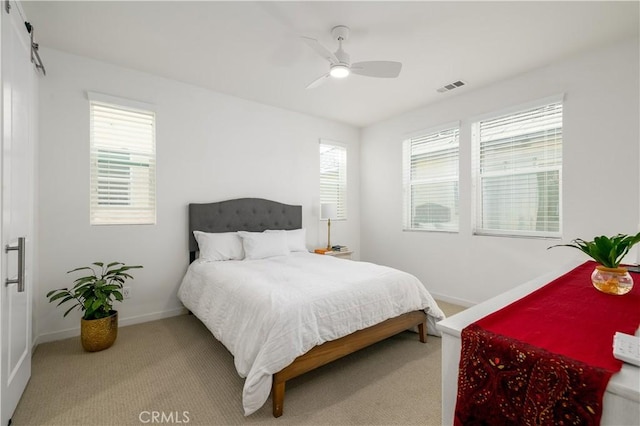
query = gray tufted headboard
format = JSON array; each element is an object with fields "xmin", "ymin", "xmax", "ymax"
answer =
[{"xmin": 188, "ymin": 198, "xmax": 302, "ymax": 262}]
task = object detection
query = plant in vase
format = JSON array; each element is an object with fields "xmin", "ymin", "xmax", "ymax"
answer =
[
  {"xmin": 549, "ymin": 233, "xmax": 640, "ymax": 295},
  {"xmin": 46, "ymin": 262, "xmax": 142, "ymax": 351}
]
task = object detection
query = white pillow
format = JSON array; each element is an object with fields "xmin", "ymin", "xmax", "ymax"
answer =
[
  {"xmin": 266, "ymin": 228, "xmax": 307, "ymax": 252},
  {"xmin": 238, "ymin": 231, "xmax": 290, "ymax": 260},
  {"xmin": 193, "ymin": 231, "xmax": 244, "ymax": 261}
]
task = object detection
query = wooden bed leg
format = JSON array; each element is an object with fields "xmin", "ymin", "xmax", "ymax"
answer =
[
  {"xmin": 272, "ymin": 378, "xmax": 285, "ymax": 418},
  {"xmin": 418, "ymin": 320, "xmax": 427, "ymax": 343}
]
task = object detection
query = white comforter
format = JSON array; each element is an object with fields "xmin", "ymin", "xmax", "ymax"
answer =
[{"xmin": 177, "ymin": 252, "xmax": 445, "ymax": 415}]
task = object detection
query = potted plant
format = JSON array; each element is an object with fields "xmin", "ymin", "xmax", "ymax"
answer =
[
  {"xmin": 549, "ymin": 233, "xmax": 640, "ymax": 295},
  {"xmin": 46, "ymin": 262, "xmax": 142, "ymax": 351}
]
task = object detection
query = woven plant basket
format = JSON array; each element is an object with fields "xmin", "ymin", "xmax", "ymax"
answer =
[{"xmin": 80, "ymin": 311, "xmax": 118, "ymax": 352}]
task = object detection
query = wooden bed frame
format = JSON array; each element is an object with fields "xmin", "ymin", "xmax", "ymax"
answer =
[
  {"xmin": 272, "ymin": 310, "xmax": 426, "ymax": 417},
  {"xmin": 187, "ymin": 198, "xmax": 428, "ymax": 417}
]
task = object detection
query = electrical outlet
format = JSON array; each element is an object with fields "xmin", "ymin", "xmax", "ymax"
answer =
[{"xmin": 123, "ymin": 287, "xmax": 131, "ymax": 299}]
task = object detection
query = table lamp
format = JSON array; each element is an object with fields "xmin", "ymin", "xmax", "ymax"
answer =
[{"xmin": 321, "ymin": 203, "xmax": 337, "ymax": 250}]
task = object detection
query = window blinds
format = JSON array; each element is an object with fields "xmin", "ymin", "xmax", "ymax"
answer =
[
  {"xmin": 319, "ymin": 142, "xmax": 347, "ymax": 220},
  {"xmin": 90, "ymin": 101, "xmax": 156, "ymax": 225},
  {"xmin": 474, "ymin": 101, "xmax": 562, "ymax": 237},
  {"xmin": 403, "ymin": 127, "xmax": 459, "ymax": 231}
]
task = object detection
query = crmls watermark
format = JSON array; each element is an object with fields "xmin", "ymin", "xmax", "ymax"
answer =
[{"xmin": 138, "ymin": 411, "xmax": 190, "ymax": 424}]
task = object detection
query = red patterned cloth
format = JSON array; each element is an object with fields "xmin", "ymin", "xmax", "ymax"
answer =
[{"xmin": 454, "ymin": 261, "xmax": 640, "ymax": 425}]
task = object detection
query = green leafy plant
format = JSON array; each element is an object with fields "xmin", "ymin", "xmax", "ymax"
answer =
[
  {"xmin": 46, "ymin": 262, "xmax": 142, "ymax": 320},
  {"xmin": 549, "ymin": 232, "xmax": 640, "ymax": 268}
]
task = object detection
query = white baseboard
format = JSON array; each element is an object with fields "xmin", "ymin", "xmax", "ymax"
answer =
[
  {"xmin": 430, "ymin": 292, "xmax": 476, "ymax": 308},
  {"xmin": 33, "ymin": 307, "xmax": 188, "ymax": 347},
  {"xmin": 118, "ymin": 307, "xmax": 189, "ymax": 328}
]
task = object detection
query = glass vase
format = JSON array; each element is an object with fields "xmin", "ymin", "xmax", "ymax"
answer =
[{"xmin": 591, "ymin": 266, "xmax": 634, "ymax": 295}]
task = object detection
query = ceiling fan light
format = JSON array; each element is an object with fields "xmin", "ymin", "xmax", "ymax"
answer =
[{"xmin": 330, "ymin": 65, "xmax": 350, "ymax": 78}]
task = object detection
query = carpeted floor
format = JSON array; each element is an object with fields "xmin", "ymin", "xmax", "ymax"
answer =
[{"xmin": 12, "ymin": 301, "xmax": 465, "ymax": 426}]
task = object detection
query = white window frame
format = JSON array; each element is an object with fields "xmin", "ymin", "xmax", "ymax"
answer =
[
  {"xmin": 472, "ymin": 95, "xmax": 563, "ymax": 238},
  {"xmin": 402, "ymin": 123, "xmax": 460, "ymax": 232},
  {"xmin": 319, "ymin": 140, "xmax": 347, "ymax": 220},
  {"xmin": 88, "ymin": 92, "xmax": 156, "ymax": 225}
]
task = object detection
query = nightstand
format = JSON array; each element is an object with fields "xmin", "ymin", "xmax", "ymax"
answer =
[{"xmin": 323, "ymin": 250, "xmax": 353, "ymax": 260}]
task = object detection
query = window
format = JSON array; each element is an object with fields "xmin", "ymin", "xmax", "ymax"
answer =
[
  {"xmin": 89, "ymin": 93, "xmax": 156, "ymax": 225},
  {"xmin": 319, "ymin": 141, "xmax": 347, "ymax": 220},
  {"xmin": 473, "ymin": 99, "xmax": 562, "ymax": 237},
  {"xmin": 403, "ymin": 125, "xmax": 460, "ymax": 231}
]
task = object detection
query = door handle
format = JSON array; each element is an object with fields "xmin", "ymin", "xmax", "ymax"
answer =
[{"xmin": 5, "ymin": 237, "xmax": 25, "ymax": 292}]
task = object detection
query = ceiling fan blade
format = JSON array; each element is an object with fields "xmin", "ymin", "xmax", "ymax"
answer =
[
  {"xmin": 306, "ymin": 73, "xmax": 330, "ymax": 89},
  {"xmin": 351, "ymin": 61, "xmax": 402, "ymax": 78},
  {"xmin": 300, "ymin": 36, "xmax": 338, "ymax": 65}
]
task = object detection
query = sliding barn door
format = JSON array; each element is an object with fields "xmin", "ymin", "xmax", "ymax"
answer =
[{"xmin": 0, "ymin": 1, "xmax": 37, "ymax": 424}]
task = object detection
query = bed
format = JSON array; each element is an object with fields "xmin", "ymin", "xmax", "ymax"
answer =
[{"xmin": 178, "ymin": 198, "xmax": 445, "ymax": 417}]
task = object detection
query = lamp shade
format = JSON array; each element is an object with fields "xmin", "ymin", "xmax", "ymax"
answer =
[{"xmin": 320, "ymin": 203, "xmax": 338, "ymax": 220}]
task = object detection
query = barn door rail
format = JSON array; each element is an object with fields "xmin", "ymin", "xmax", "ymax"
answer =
[{"xmin": 4, "ymin": 0, "xmax": 47, "ymax": 75}]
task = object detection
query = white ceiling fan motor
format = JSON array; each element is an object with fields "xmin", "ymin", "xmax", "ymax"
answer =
[{"xmin": 330, "ymin": 25, "xmax": 351, "ymax": 78}]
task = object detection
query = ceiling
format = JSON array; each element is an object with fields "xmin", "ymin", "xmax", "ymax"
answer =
[{"xmin": 22, "ymin": 1, "xmax": 639, "ymax": 128}]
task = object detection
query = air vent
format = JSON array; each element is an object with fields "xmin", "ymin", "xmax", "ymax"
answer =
[{"xmin": 437, "ymin": 80, "xmax": 466, "ymax": 93}]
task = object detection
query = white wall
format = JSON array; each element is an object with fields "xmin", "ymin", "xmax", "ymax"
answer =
[
  {"xmin": 360, "ymin": 38, "xmax": 640, "ymax": 306},
  {"xmin": 36, "ymin": 48, "xmax": 360, "ymax": 342}
]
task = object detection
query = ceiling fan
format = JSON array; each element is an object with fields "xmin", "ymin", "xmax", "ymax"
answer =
[{"xmin": 301, "ymin": 25, "xmax": 402, "ymax": 89}]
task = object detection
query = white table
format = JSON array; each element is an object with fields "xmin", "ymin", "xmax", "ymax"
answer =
[
  {"xmin": 436, "ymin": 261, "xmax": 640, "ymax": 426},
  {"xmin": 323, "ymin": 250, "xmax": 353, "ymax": 260}
]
